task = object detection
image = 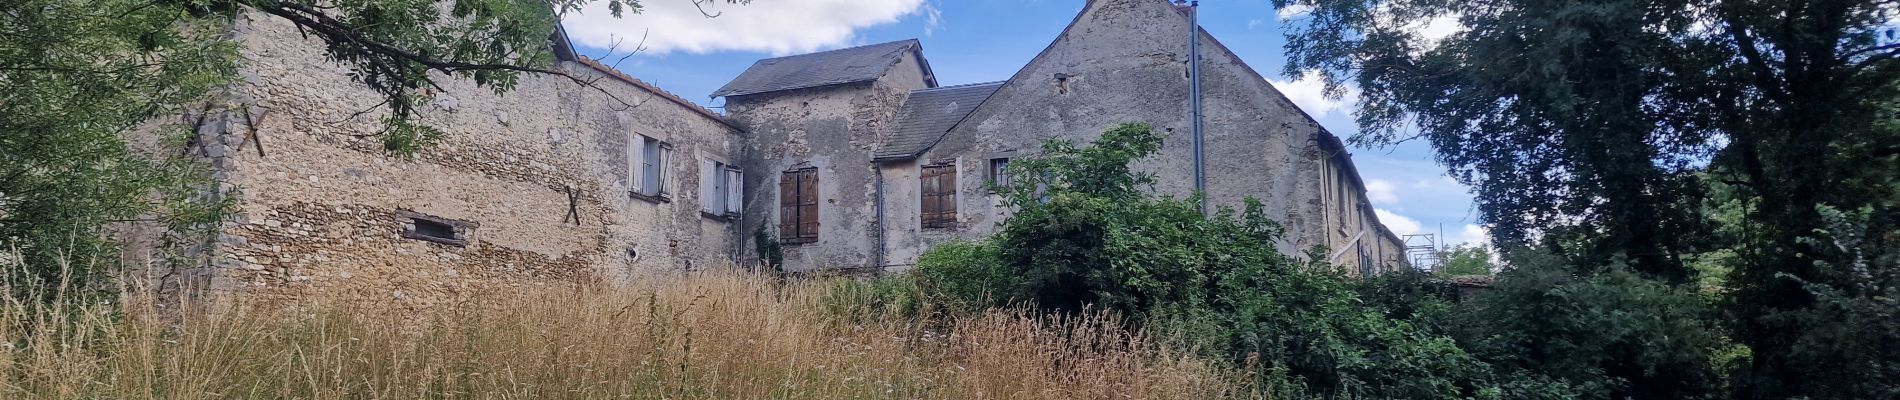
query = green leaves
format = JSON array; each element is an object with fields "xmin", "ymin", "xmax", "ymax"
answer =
[
  {"xmin": 1279, "ymin": 1, "xmax": 1900, "ymax": 395},
  {"xmin": 920, "ymin": 123, "xmax": 1499, "ymax": 398},
  {"xmin": 2, "ymin": 0, "xmax": 240, "ymax": 289}
]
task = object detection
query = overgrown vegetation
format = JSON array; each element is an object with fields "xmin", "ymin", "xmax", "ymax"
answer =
[
  {"xmin": 904, "ymin": 124, "xmax": 1766, "ymax": 399},
  {"xmin": 1274, "ymin": 0, "xmax": 1898, "ymax": 396},
  {"xmin": 2, "ymin": 0, "xmax": 238, "ymax": 289},
  {"xmin": 0, "ymin": 254, "xmax": 1254, "ymax": 399}
]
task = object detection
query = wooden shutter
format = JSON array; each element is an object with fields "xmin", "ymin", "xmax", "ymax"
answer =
[
  {"xmin": 700, "ymin": 159, "xmax": 719, "ymax": 214},
  {"xmin": 797, "ymin": 169, "xmax": 820, "ymax": 241},
  {"xmin": 780, "ymin": 171, "xmax": 798, "ymax": 240},
  {"xmin": 657, "ymin": 144, "xmax": 673, "ymax": 196},
  {"xmin": 725, "ymin": 168, "xmax": 743, "ymax": 215},
  {"xmin": 779, "ymin": 168, "xmax": 819, "ymax": 243},
  {"xmin": 921, "ymin": 164, "xmax": 957, "ymax": 229},
  {"xmin": 628, "ymin": 135, "xmax": 645, "ymax": 192}
]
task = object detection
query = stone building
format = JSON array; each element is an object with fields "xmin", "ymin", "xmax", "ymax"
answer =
[
  {"xmin": 156, "ymin": 0, "xmax": 1403, "ymax": 301},
  {"xmin": 721, "ymin": 0, "xmax": 1408, "ymax": 274},
  {"xmin": 158, "ymin": 14, "xmax": 746, "ymax": 301}
]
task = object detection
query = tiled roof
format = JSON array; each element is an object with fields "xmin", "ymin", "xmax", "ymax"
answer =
[
  {"xmin": 711, "ymin": 40, "xmax": 926, "ymax": 98},
  {"xmin": 873, "ymin": 81, "xmax": 1005, "ymax": 161},
  {"xmin": 570, "ymin": 56, "xmax": 739, "ymax": 131}
]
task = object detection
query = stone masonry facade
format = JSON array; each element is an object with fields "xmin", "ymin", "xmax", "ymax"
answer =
[{"xmin": 155, "ymin": 0, "xmax": 1405, "ymax": 302}]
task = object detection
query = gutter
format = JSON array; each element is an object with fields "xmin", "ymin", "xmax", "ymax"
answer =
[
  {"xmin": 1188, "ymin": 1, "xmax": 1207, "ymax": 215},
  {"xmin": 873, "ymin": 164, "xmax": 887, "ymax": 270}
]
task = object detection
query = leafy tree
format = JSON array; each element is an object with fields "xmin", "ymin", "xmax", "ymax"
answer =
[
  {"xmin": 3, "ymin": 0, "xmax": 239, "ymax": 288},
  {"xmin": 1276, "ymin": 0, "xmax": 1899, "ymax": 395},
  {"xmin": 1439, "ymin": 244, "xmax": 1493, "ymax": 276},
  {"xmin": 3, "ymin": 0, "xmax": 744, "ymax": 290}
]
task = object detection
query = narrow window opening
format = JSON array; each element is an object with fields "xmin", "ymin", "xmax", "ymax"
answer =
[
  {"xmin": 413, "ymin": 218, "xmax": 454, "ymax": 239},
  {"xmin": 398, "ymin": 210, "xmax": 474, "ymax": 247},
  {"xmin": 987, "ymin": 158, "xmax": 1011, "ymax": 192}
]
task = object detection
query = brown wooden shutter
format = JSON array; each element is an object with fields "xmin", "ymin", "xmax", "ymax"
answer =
[
  {"xmin": 779, "ymin": 171, "xmax": 798, "ymax": 241},
  {"xmin": 797, "ymin": 169, "xmax": 820, "ymax": 241},
  {"xmin": 921, "ymin": 164, "xmax": 957, "ymax": 229}
]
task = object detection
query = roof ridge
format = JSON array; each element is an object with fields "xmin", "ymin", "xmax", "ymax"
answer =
[
  {"xmin": 571, "ymin": 56, "xmax": 738, "ymax": 131},
  {"xmin": 911, "ymin": 81, "xmax": 1005, "ymax": 93},
  {"xmin": 756, "ymin": 39, "xmax": 919, "ymax": 62}
]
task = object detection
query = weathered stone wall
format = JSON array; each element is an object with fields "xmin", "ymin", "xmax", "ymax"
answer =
[
  {"xmin": 194, "ymin": 12, "xmax": 742, "ymax": 303},
  {"xmin": 727, "ymin": 55, "xmax": 931, "ymax": 272},
  {"xmin": 874, "ymin": 0, "xmax": 1409, "ymax": 272}
]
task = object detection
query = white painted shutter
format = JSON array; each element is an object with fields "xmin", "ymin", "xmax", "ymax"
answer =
[
  {"xmin": 628, "ymin": 134, "xmax": 645, "ymax": 192},
  {"xmin": 725, "ymin": 169, "xmax": 743, "ymax": 215},
  {"xmin": 700, "ymin": 159, "xmax": 718, "ymax": 213},
  {"xmin": 656, "ymin": 145, "xmax": 671, "ymax": 196}
]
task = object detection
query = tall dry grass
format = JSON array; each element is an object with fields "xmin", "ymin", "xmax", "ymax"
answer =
[{"xmin": 0, "ymin": 257, "xmax": 1258, "ymax": 399}]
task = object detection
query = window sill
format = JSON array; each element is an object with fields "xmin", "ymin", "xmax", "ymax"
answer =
[
  {"xmin": 400, "ymin": 232, "xmax": 469, "ymax": 247},
  {"xmin": 701, "ymin": 211, "xmax": 740, "ymax": 222},
  {"xmin": 782, "ymin": 237, "xmax": 818, "ymax": 246},
  {"xmin": 630, "ymin": 191, "xmax": 671, "ymax": 204}
]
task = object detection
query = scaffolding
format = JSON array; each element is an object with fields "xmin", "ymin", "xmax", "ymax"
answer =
[{"xmin": 1402, "ymin": 234, "xmax": 1442, "ymax": 272}]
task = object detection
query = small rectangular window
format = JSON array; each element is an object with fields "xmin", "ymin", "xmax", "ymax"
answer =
[
  {"xmin": 779, "ymin": 168, "xmax": 819, "ymax": 244},
  {"xmin": 921, "ymin": 163, "xmax": 958, "ymax": 229},
  {"xmin": 701, "ymin": 160, "xmax": 743, "ymax": 219},
  {"xmin": 630, "ymin": 134, "xmax": 671, "ymax": 202},
  {"xmin": 987, "ymin": 158, "xmax": 1011, "ymax": 191},
  {"xmin": 398, "ymin": 210, "xmax": 474, "ymax": 247}
]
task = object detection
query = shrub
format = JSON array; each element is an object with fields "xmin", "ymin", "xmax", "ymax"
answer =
[
  {"xmin": 1454, "ymin": 250, "xmax": 1732, "ymax": 399},
  {"xmin": 1353, "ymin": 268, "xmax": 1460, "ymax": 333},
  {"xmin": 912, "ymin": 239, "xmax": 1014, "ymax": 316},
  {"xmin": 917, "ymin": 123, "xmax": 1501, "ymax": 398}
]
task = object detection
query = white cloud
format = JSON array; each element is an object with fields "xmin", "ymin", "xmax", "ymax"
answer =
[
  {"xmin": 1365, "ymin": 179, "xmax": 1399, "ymax": 204},
  {"xmin": 922, "ymin": 2, "xmax": 944, "ymax": 37},
  {"xmin": 1268, "ymin": 70, "xmax": 1359, "ymax": 117},
  {"xmin": 1277, "ymin": 4, "xmax": 1314, "ymax": 20},
  {"xmin": 1247, "ymin": 18, "xmax": 1265, "ymax": 30},
  {"xmin": 1410, "ymin": 14, "xmax": 1463, "ymax": 43},
  {"xmin": 563, "ymin": 0, "xmax": 927, "ymax": 55},
  {"xmin": 1453, "ymin": 224, "xmax": 1489, "ymax": 247},
  {"xmin": 1374, "ymin": 209, "xmax": 1423, "ymax": 236}
]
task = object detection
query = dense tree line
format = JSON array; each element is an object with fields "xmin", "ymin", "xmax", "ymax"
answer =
[{"xmin": 1269, "ymin": 0, "xmax": 1898, "ymax": 397}]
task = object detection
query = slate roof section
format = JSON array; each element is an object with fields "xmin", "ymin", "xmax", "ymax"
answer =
[
  {"xmin": 711, "ymin": 39, "xmax": 934, "ymax": 98},
  {"xmin": 873, "ymin": 81, "xmax": 1006, "ymax": 161},
  {"xmin": 548, "ymin": 23, "xmax": 738, "ymax": 131}
]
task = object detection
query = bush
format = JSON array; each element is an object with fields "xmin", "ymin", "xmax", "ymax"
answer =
[
  {"xmin": 916, "ymin": 123, "xmax": 1500, "ymax": 398},
  {"xmin": 912, "ymin": 239, "xmax": 1014, "ymax": 316},
  {"xmin": 1354, "ymin": 268, "xmax": 1460, "ymax": 333},
  {"xmin": 1454, "ymin": 250, "xmax": 1732, "ymax": 399}
]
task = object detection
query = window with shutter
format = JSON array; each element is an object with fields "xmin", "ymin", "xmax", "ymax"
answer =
[
  {"xmin": 724, "ymin": 168, "xmax": 743, "ymax": 216},
  {"xmin": 779, "ymin": 168, "xmax": 819, "ymax": 244},
  {"xmin": 701, "ymin": 159, "xmax": 723, "ymax": 215},
  {"xmin": 699, "ymin": 160, "xmax": 743, "ymax": 220},
  {"xmin": 630, "ymin": 134, "xmax": 671, "ymax": 203},
  {"xmin": 921, "ymin": 163, "xmax": 958, "ymax": 229}
]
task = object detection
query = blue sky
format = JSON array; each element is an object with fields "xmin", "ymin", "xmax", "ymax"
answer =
[{"xmin": 560, "ymin": 0, "xmax": 1489, "ymax": 247}]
